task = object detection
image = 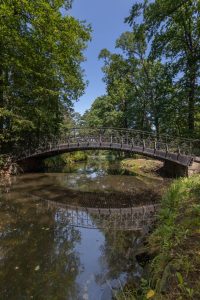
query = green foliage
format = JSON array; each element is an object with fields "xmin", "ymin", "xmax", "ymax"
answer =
[
  {"xmin": 126, "ymin": 0, "xmax": 200, "ymax": 137},
  {"xmin": 116, "ymin": 175, "xmax": 200, "ymax": 300},
  {"xmin": 148, "ymin": 175, "xmax": 200, "ymax": 299},
  {"xmin": 0, "ymin": 0, "xmax": 91, "ymax": 152},
  {"xmin": 83, "ymin": 0, "xmax": 200, "ymax": 139},
  {"xmin": 83, "ymin": 27, "xmax": 177, "ymax": 135},
  {"xmin": 82, "ymin": 95, "xmax": 123, "ymax": 127},
  {"xmin": 44, "ymin": 151, "xmax": 88, "ymax": 167},
  {"xmin": 0, "ymin": 154, "xmax": 8, "ymax": 168}
]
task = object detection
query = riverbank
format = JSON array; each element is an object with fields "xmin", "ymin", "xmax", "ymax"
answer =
[
  {"xmin": 117, "ymin": 175, "xmax": 200, "ymax": 299},
  {"xmin": 120, "ymin": 157, "xmax": 163, "ymax": 178},
  {"xmin": 0, "ymin": 155, "xmax": 19, "ymax": 191}
]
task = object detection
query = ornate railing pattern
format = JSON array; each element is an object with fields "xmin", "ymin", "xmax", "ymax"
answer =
[
  {"xmin": 38, "ymin": 199, "xmax": 159, "ymax": 231},
  {"xmin": 16, "ymin": 127, "xmax": 200, "ymax": 166},
  {"xmin": 25, "ymin": 191, "xmax": 159, "ymax": 231}
]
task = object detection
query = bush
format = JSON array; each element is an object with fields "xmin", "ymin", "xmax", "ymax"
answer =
[
  {"xmin": 44, "ymin": 151, "xmax": 88, "ymax": 167},
  {"xmin": 116, "ymin": 176, "xmax": 200, "ymax": 300}
]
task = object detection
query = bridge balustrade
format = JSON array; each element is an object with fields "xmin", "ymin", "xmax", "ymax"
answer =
[{"xmin": 14, "ymin": 127, "xmax": 200, "ymax": 167}]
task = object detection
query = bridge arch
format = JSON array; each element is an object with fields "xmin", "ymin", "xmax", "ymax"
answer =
[{"xmin": 16, "ymin": 127, "xmax": 199, "ymax": 176}]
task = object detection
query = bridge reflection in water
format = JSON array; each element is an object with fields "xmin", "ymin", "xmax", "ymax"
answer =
[{"xmin": 37, "ymin": 198, "xmax": 159, "ymax": 231}]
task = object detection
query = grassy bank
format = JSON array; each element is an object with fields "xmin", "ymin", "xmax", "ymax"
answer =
[
  {"xmin": 121, "ymin": 157, "xmax": 163, "ymax": 177},
  {"xmin": 117, "ymin": 175, "xmax": 200, "ymax": 300}
]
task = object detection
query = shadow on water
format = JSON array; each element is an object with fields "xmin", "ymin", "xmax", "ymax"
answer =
[
  {"xmin": 45, "ymin": 159, "xmax": 138, "ymax": 176},
  {"xmin": 0, "ymin": 159, "xmax": 169, "ymax": 299}
]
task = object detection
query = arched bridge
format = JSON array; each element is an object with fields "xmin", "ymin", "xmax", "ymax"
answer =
[{"xmin": 16, "ymin": 127, "xmax": 200, "ymax": 176}]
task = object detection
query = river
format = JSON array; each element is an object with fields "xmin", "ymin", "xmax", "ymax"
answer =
[{"xmin": 0, "ymin": 158, "xmax": 168, "ymax": 300}]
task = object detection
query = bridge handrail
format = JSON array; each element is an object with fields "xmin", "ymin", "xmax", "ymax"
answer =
[
  {"xmin": 66, "ymin": 127, "xmax": 200, "ymax": 143},
  {"xmin": 13, "ymin": 127, "xmax": 200, "ymax": 161}
]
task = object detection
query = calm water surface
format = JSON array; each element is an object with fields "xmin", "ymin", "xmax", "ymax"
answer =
[{"xmin": 0, "ymin": 159, "xmax": 168, "ymax": 300}]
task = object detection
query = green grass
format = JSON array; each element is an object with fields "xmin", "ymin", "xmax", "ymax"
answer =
[
  {"xmin": 116, "ymin": 175, "xmax": 200, "ymax": 300},
  {"xmin": 120, "ymin": 158, "xmax": 163, "ymax": 177},
  {"xmin": 149, "ymin": 175, "xmax": 200, "ymax": 299}
]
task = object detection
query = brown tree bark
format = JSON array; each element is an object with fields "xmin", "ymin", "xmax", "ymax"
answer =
[
  {"xmin": 187, "ymin": 61, "xmax": 196, "ymax": 135},
  {"xmin": 0, "ymin": 65, "xmax": 4, "ymax": 132}
]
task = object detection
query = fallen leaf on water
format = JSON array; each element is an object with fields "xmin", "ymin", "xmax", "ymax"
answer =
[
  {"xmin": 146, "ymin": 290, "xmax": 155, "ymax": 299},
  {"xmin": 34, "ymin": 265, "xmax": 40, "ymax": 271},
  {"xmin": 15, "ymin": 266, "xmax": 19, "ymax": 270}
]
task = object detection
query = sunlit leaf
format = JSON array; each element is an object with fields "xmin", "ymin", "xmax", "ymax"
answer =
[
  {"xmin": 146, "ymin": 289, "xmax": 155, "ymax": 299},
  {"xmin": 34, "ymin": 265, "xmax": 40, "ymax": 271}
]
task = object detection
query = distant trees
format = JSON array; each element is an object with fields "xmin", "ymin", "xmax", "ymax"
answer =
[
  {"xmin": 82, "ymin": 95, "xmax": 124, "ymax": 128},
  {"xmin": 83, "ymin": 0, "xmax": 200, "ymax": 138},
  {"xmin": 0, "ymin": 0, "xmax": 91, "ymax": 152}
]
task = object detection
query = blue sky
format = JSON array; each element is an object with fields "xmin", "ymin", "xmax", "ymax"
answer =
[{"xmin": 70, "ymin": 0, "xmax": 134, "ymax": 115}]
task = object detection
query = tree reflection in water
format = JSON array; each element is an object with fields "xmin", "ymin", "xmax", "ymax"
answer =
[
  {"xmin": 0, "ymin": 194, "xmax": 81, "ymax": 300},
  {"xmin": 96, "ymin": 229, "xmax": 143, "ymax": 286},
  {"xmin": 0, "ymin": 161, "xmax": 168, "ymax": 299}
]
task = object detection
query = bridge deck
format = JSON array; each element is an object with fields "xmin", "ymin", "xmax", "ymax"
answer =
[
  {"xmin": 15, "ymin": 127, "xmax": 199, "ymax": 168},
  {"xmin": 18, "ymin": 142, "xmax": 193, "ymax": 167}
]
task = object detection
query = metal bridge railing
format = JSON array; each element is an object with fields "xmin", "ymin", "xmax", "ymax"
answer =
[{"xmin": 14, "ymin": 127, "xmax": 200, "ymax": 162}]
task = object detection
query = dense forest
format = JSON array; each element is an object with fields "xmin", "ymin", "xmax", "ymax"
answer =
[
  {"xmin": 0, "ymin": 0, "xmax": 91, "ymax": 154},
  {"xmin": 83, "ymin": 0, "xmax": 200, "ymax": 139},
  {"xmin": 0, "ymin": 0, "xmax": 200, "ymax": 154}
]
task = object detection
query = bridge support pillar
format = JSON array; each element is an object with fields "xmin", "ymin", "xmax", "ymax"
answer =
[
  {"xmin": 163, "ymin": 161, "xmax": 188, "ymax": 177},
  {"xmin": 188, "ymin": 160, "xmax": 200, "ymax": 177},
  {"xmin": 18, "ymin": 158, "xmax": 45, "ymax": 172}
]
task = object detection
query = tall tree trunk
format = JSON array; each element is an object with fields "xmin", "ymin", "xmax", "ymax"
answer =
[
  {"xmin": 0, "ymin": 65, "xmax": 4, "ymax": 132},
  {"xmin": 187, "ymin": 60, "xmax": 196, "ymax": 136},
  {"xmin": 155, "ymin": 116, "xmax": 160, "ymax": 139},
  {"xmin": 122, "ymin": 98, "xmax": 128, "ymax": 128},
  {"xmin": 140, "ymin": 98, "xmax": 146, "ymax": 131}
]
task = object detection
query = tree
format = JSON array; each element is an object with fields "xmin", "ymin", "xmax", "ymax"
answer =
[
  {"xmin": 87, "ymin": 28, "xmax": 174, "ymax": 136},
  {"xmin": 91, "ymin": 0, "xmax": 200, "ymax": 138},
  {"xmin": 126, "ymin": 0, "xmax": 200, "ymax": 137},
  {"xmin": 82, "ymin": 95, "xmax": 123, "ymax": 128},
  {"xmin": 116, "ymin": 30, "xmax": 175, "ymax": 135},
  {"xmin": 0, "ymin": 0, "xmax": 91, "ymax": 152},
  {"xmin": 99, "ymin": 50, "xmax": 134, "ymax": 128}
]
